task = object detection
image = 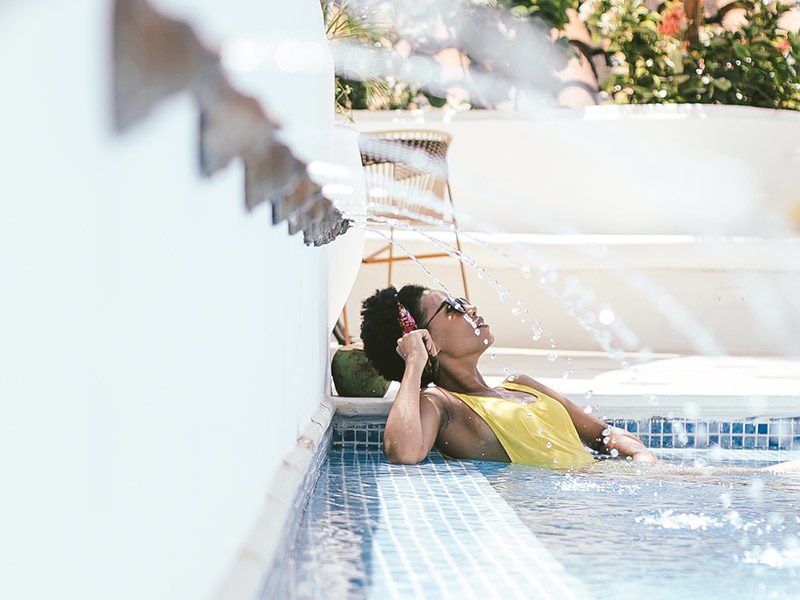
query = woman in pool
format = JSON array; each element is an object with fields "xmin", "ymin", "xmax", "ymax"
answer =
[{"xmin": 360, "ymin": 284, "xmax": 658, "ymax": 468}]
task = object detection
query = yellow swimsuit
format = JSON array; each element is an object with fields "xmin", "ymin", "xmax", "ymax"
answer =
[{"xmin": 449, "ymin": 380, "xmax": 595, "ymax": 469}]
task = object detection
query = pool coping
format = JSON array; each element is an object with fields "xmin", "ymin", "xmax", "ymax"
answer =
[
  {"xmin": 336, "ymin": 392, "xmax": 800, "ymax": 420},
  {"xmin": 334, "ymin": 352, "xmax": 800, "ymax": 420}
]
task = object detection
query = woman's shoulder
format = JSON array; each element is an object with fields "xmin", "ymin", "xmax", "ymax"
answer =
[
  {"xmin": 502, "ymin": 373, "xmax": 539, "ymax": 388},
  {"xmin": 419, "ymin": 386, "xmax": 463, "ymax": 426},
  {"xmin": 420, "ymin": 385, "xmax": 455, "ymax": 403},
  {"xmin": 421, "ymin": 385, "xmax": 468, "ymax": 411}
]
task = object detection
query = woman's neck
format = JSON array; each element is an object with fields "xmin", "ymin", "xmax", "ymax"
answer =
[{"xmin": 434, "ymin": 356, "xmax": 493, "ymax": 395}]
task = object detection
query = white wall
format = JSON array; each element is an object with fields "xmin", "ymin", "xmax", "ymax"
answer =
[{"xmin": 0, "ymin": 1, "xmax": 334, "ymax": 598}]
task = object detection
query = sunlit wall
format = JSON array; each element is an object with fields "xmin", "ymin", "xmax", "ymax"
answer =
[{"xmin": 0, "ymin": 0, "xmax": 333, "ymax": 598}]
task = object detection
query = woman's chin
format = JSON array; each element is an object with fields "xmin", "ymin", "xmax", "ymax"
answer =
[{"xmin": 480, "ymin": 332, "xmax": 496, "ymax": 349}]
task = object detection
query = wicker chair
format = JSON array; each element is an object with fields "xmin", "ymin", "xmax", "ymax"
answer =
[{"xmin": 358, "ymin": 129, "xmax": 469, "ymax": 297}]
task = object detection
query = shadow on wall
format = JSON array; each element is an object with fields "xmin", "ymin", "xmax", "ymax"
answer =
[{"xmin": 112, "ymin": 0, "xmax": 350, "ymax": 246}]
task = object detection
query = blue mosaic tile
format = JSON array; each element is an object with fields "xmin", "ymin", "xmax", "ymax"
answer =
[{"xmin": 334, "ymin": 417, "xmax": 800, "ymax": 455}]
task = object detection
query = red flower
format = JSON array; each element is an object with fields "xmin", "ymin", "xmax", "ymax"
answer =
[
  {"xmin": 659, "ymin": 3, "xmax": 687, "ymax": 37},
  {"xmin": 774, "ymin": 38, "xmax": 792, "ymax": 55}
]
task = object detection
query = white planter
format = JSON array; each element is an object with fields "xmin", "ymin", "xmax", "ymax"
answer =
[{"xmin": 352, "ymin": 104, "xmax": 800, "ymax": 236}]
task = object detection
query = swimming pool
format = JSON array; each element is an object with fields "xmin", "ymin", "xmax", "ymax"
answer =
[{"xmin": 283, "ymin": 419, "xmax": 800, "ymax": 599}]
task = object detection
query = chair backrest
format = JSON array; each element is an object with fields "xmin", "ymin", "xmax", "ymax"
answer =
[{"xmin": 359, "ymin": 129, "xmax": 454, "ymax": 225}]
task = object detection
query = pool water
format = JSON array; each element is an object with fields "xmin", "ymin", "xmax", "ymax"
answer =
[
  {"xmin": 479, "ymin": 450, "xmax": 800, "ymax": 600},
  {"xmin": 287, "ymin": 446, "xmax": 800, "ymax": 599}
]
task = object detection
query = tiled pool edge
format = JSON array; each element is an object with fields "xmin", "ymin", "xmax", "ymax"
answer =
[
  {"xmin": 333, "ymin": 414, "xmax": 800, "ymax": 451},
  {"xmin": 222, "ymin": 400, "xmax": 800, "ymax": 600},
  {"xmin": 214, "ymin": 397, "xmax": 335, "ymax": 600},
  {"xmin": 301, "ymin": 444, "xmax": 596, "ymax": 599}
]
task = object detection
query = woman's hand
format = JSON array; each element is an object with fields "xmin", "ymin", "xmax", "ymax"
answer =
[
  {"xmin": 396, "ymin": 329, "xmax": 438, "ymax": 370},
  {"xmin": 631, "ymin": 449, "xmax": 659, "ymax": 462}
]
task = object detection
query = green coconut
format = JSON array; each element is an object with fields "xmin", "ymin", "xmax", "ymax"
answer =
[{"xmin": 331, "ymin": 343, "xmax": 390, "ymax": 397}]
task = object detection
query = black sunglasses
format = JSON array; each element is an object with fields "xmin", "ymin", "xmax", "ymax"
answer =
[{"xmin": 422, "ymin": 296, "xmax": 470, "ymax": 329}]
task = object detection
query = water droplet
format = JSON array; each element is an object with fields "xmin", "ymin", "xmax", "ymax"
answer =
[
  {"xmin": 511, "ymin": 306, "xmax": 523, "ymax": 316},
  {"xmin": 474, "ymin": 328, "xmax": 481, "ymax": 336},
  {"xmin": 483, "ymin": 338, "xmax": 489, "ymax": 345},
  {"xmin": 547, "ymin": 352, "xmax": 558, "ymax": 362},
  {"xmin": 553, "ymin": 457, "xmax": 559, "ymax": 464},
  {"xmin": 610, "ymin": 448, "xmax": 619, "ymax": 457},
  {"xmin": 503, "ymin": 367, "xmax": 511, "ymax": 375},
  {"xmin": 531, "ymin": 323, "xmax": 543, "ymax": 341},
  {"xmin": 526, "ymin": 412, "xmax": 532, "ymax": 418},
  {"xmin": 584, "ymin": 405, "xmax": 593, "ymax": 414},
  {"xmin": 598, "ymin": 307, "xmax": 615, "ymax": 325},
  {"xmin": 507, "ymin": 375, "xmax": 515, "ymax": 381},
  {"xmin": 490, "ymin": 352, "xmax": 497, "ymax": 360},
  {"xmin": 546, "ymin": 441, "xmax": 552, "ymax": 449},
  {"xmin": 585, "ymin": 390, "xmax": 593, "ymax": 400},
  {"xmin": 602, "ymin": 427, "xmax": 612, "ymax": 436},
  {"xmin": 537, "ymin": 428, "xmax": 544, "ymax": 435}
]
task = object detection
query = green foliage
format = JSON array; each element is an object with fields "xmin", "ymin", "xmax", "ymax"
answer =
[
  {"xmin": 500, "ymin": 0, "xmax": 579, "ymax": 31},
  {"xmin": 580, "ymin": 0, "xmax": 800, "ymax": 110},
  {"xmin": 324, "ymin": 0, "xmax": 577, "ymax": 112}
]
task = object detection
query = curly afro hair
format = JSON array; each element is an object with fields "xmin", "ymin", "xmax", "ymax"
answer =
[{"xmin": 360, "ymin": 284, "xmax": 436, "ymax": 386}]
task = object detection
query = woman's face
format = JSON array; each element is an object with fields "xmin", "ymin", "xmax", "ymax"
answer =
[{"xmin": 419, "ymin": 289, "xmax": 494, "ymax": 356}]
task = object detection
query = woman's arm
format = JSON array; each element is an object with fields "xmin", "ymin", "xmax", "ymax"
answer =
[
  {"xmin": 515, "ymin": 374, "xmax": 657, "ymax": 462},
  {"xmin": 383, "ymin": 330, "xmax": 444, "ymax": 464}
]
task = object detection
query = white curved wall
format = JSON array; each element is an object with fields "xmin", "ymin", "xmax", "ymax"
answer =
[{"xmin": 0, "ymin": 1, "xmax": 334, "ymax": 599}]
